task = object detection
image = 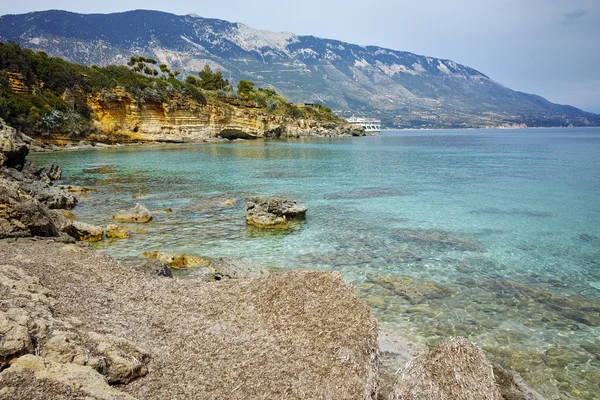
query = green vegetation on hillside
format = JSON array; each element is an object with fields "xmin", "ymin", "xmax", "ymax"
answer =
[{"xmin": 0, "ymin": 42, "xmax": 342, "ymax": 138}]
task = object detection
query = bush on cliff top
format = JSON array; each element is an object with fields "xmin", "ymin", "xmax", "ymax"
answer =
[{"xmin": 0, "ymin": 42, "xmax": 206, "ymax": 136}]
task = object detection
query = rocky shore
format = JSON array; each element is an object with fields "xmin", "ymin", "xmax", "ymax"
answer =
[{"xmin": 0, "ymin": 119, "xmax": 544, "ymax": 399}]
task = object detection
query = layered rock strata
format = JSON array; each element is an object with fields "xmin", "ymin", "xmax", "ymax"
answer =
[{"xmin": 87, "ymin": 90, "xmax": 366, "ymax": 143}]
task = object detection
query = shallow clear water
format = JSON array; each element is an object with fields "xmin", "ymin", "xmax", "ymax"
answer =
[{"xmin": 32, "ymin": 129, "xmax": 600, "ymax": 399}]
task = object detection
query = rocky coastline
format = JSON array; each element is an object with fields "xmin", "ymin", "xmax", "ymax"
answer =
[{"xmin": 0, "ymin": 118, "xmax": 543, "ymax": 399}]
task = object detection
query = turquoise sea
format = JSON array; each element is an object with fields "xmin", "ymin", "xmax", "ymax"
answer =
[{"xmin": 32, "ymin": 128, "xmax": 600, "ymax": 399}]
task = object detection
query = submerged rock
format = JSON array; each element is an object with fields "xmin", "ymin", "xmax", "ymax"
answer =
[
  {"xmin": 485, "ymin": 279, "xmax": 600, "ymax": 326},
  {"xmin": 392, "ymin": 337, "xmax": 502, "ymax": 400},
  {"xmin": 325, "ymin": 187, "xmax": 406, "ymax": 200},
  {"xmin": 59, "ymin": 185, "xmax": 96, "ymax": 195},
  {"xmin": 83, "ymin": 165, "xmax": 118, "ymax": 174},
  {"xmin": 245, "ymin": 195, "xmax": 307, "ymax": 228},
  {"xmin": 392, "ymin": 228, "xmax": 485, "ymax": 252},
  {"xmin": 112, "ymin": 203, "xmax": 153, "ymax": 223},
  {"xmin": 367, "ymin": 274, "xmax": 453, "ymax": 305},
  {"xmin": 182, "ymin": 195, "xmax": 238, "ymax": 212},
  {"xmin": 142, "ymin": 250, "xmax": 211, "ymax": 269}
]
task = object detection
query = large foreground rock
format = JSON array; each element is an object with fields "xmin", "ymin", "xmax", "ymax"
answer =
[
  {"xmin": 112, "ymin": 203, "xmax": 153, "ymax": 223},
  {"xmin": 0, "ymin": 179, "xmax": 59, "ymax": 238},
  {"xmin": 0, "ymin": 118, "xmax": 28, "ymax": 170},
  {"xmin": 0, "ymin": 239, "xmax": 379, "ymax": 399},
  {"xmin": 245, "ymin": 196, "xmax": 307, "ymax": 228}
]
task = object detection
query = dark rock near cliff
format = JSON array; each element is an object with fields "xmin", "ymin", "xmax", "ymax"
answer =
[
  {"xmin": 0, "ymin": 119, "xmax": 29, "ymax": 170},
  {"xmin": 0, "ymin": 179, "xmax": 59, "ymax": 238}
]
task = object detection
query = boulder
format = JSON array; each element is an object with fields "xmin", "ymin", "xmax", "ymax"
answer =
[
  {"xmin": 245, "ymin": 196, "xmax": 307, "ymax": 228},
  {"xmin": 0, "ymin": 178, "xmax": 59, "ymax": 238},
  {"xmin": 106, "ymin": 224, "xmax": 130, "ymax": 239},
  {"xmin": 0, "ymin": 310, "xmax": 33, "ymax": 369},
  {"xmin": 205, "ymin": 257, "xmax": 269, "ymax": 281},
  {"xmin": 142, "ymin": 250, "xmax": 211, "ymax": 269},
  {"xmin": 0, "ymin": 118, "xmax": 28, "ymax": 170},
  {"xmin": 38, "ymin": 164, "xmax": 62, "ymax": 181},
  {"xmin": 17, "ymin": 179, "xmax": 78, "ymax": 209},
  {"xmin": 0, "ymin": 354, "xmax": 137, "ymax": 400},
  {"xmin": 1, "ymin": 165, "xmax": 77, "ymax": 210},
  {"xmin": 391, "ymin": 337, "xmax": 503, "ymax": 400},
  {"xmin": 132, "ymin": 258, "xmax": 173, "ymax": 278},
  {"xmin": 112, "ymin": 203, "xmax": 153, "ymax": 223},
  {"xmin": 64, "ymin": 220, "xmax": 104, "ymax": 242}
]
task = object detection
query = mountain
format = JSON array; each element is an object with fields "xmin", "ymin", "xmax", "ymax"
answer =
[{"xmin": 1, "ymin": 9, "xmax": 598, "ymax": 128}]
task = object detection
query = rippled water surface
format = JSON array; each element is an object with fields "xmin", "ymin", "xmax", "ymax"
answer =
[{"xmin": 32, "ymin": 128, "xmax": 600, "ymax": 399}]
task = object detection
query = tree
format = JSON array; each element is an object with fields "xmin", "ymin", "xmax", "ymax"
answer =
[
  {"xmin": 186, "ymin": 75, "xmax": 198, "ymax": 85},
  {"xmin": 237, "ymin": 80, "xmax": 254, "ymax": 100},
  {"xmin": 197, "ymin": 64, "xmax": 228, "ymax": 91}
]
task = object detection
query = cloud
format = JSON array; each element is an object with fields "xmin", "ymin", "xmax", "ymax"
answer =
[{"xmin": 562, "ymin": 9, "xmax": 588, "ymax": 24}]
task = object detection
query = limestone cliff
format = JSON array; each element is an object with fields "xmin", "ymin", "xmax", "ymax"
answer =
[{"xmin": 87, "ymin": 89, "xmax": 365, "ymax": 143}]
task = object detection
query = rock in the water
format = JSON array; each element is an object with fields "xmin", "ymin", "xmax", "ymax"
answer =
[
  {"xmin": 392, "ymin": 337, "xmax": 502, "ymax": 400},
  {"xmin": 182, "ymin": 195, "xmax": 238, "ymax": 212},
  {"xmin": 58, "ymin": 185, "xmax": 96, "ymax": 195},
  {"xmin": 83, "ymin": 165, "xmax": 118, "ymax": 174},
  {"xmin": 66, "ymin": 220, "xmax": 104, "ymax": 242},
  {"xmin": 0, "ymin": 118, "xmax": 28, "ymax": 170},
  {"xmin": 0, "ymin": 179, "xmax": 59, "ymax": 238},
  {"xmin": 112, "ymin": 203, "xmax": 153, "ymax": 223},
  {"xmin": 245, "ymin": 196, "xmax": 307, "ymax": 228},
  {"xmin": 143, "ymin": 250, "xmax": 211, "ymax": 269},
  {"xmin": 38, "ymin": 164, "xmax": 62, "ymax": 181},
  {"xmin": 106, "ymin": 224, "xmax": 130, "ymax": 239},
  {"xmin": 206, "ymin": 257, "xmax": 269, "ymax": 281}
]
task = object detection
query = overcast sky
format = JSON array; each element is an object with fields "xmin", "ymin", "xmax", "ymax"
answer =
[{"xmin": 3, "ymin": 0, "xmax": 600, "ymax": 113}]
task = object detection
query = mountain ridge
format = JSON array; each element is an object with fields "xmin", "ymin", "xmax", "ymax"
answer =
[{"xmin": 1, "ymin": 9, "xmax": 598, "ymax": 128}]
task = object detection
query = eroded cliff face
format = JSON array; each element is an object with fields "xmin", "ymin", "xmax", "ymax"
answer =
[{"xmin": 87, "ymin": 89, "xmax": 364, "ymax": 143}]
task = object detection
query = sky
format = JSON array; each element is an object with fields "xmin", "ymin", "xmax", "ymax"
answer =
[{"xmin": 2, "ymin": 0, "xmax": 600, "ymax": 113}]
